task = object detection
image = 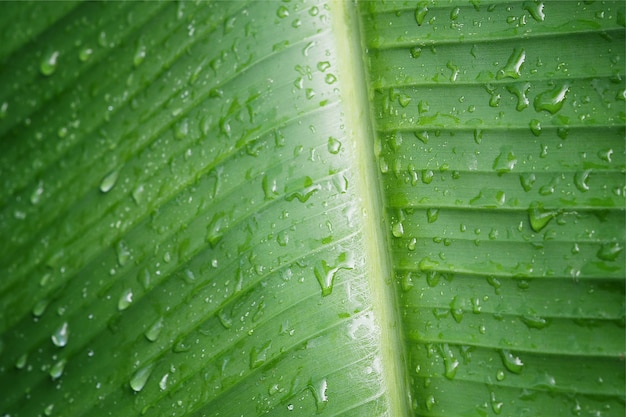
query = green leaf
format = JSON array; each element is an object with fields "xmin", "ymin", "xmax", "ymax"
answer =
[{"xmin": 0, "ymin": 1, "xmax": 623, "ymax": 417}]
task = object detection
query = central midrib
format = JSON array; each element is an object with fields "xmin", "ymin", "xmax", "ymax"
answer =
[{"xmin": 329, "ymin": 1, "xmax": 412, "ymax": 415}]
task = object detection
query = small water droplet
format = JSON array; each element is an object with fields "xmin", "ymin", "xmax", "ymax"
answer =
[
  {"xmin": 521, "ymin": 314, "xmax": 550, "ymax": 329},
  {"xmin": 30, "ymin": 181, "xmax": 44, "ymax": 205},
  {"xmin": 0, "ymin": 101, "xmax": 7, "ymax": 119},
  {"xmin": 496, "ymin": 369, "xmax": 505, "ymax": 381},
  {"xmin": 49, "ymin": 358, "xmax": 67, "ymax": 380},
  {"xmin": 117, "ymin": 288, "xmax": 133, "ymax": 311},
  {"xmin": 79, "ymin": 47, "xmax": 93, "ymax": 62},
  {"xmin": 174, "ymin": 118, "xmax": 189, "ymax": 140},
  {"xmin": 327, "ymin": 137, "xmax": 342, "ymax": 154},
  {"xmin": 217, "ymin": 308, "xmax": 233, "ymax": 329},
  {"xmin": 15, "ymin": 353, "xmax": 27, "ymax": 369},
  {"xmin": 44, "ymin": 404, "xmax": 54, "ymax": 416},
  {"xmin": 130, "ymin": 364, "xmax": 154, "ymax": 392},
  {"xmin": 414, "ymin": 131, "xmax": 428, "ymax": 144},
  {"xmin": 40, "ymin": 51, "xmax": 59, "ymax": 76},
  {"xmin": 425, "ymin": 394, "xmax": 436, "ymax": 410},
  {"xmin": 51, "ymin": 322, "xmax": 69, "ymax": 347},
  {"xmin": 159, "ymin": 373, "xmax": 169, "ymax": 391},
  {"xmin": 132, "ymin": 184, "xmax": 145, "ymax": 205},
  {"xmin": 493, "ymin": 149, "xmax": 517, "ymax": 174},
  {"xmin": 116, "ymin": 240, "xmax": 131, "ymax": 266},
  {"xmin": 422, "ymin": 169, "xmax": 434, "ymax": 184},
  {"xmin": 415, "ymin": 1, "xmax": 429, "ymax": 25},
  {"xmin": 490, "ymin": 391, "xmax": 504, "ymax": 414},
  {"xmin": 407, "ymin": 237, "xmax": 417, "ymax": 251},
  {"xmin": 32, "ymin": 299, "xmax": 49, "ymax": 317},
  {"xmin": 133, "ymin": 42, "xmax": 146, "ymax": 67},
  {"xmin": 99, "ymin": 169, "xmax": 120, "ymax": 193}
]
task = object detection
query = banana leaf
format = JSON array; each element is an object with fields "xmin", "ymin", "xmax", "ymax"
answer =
[{"xmin": 0, "ymin": 1, "xmax": 623, "ymax": 416}]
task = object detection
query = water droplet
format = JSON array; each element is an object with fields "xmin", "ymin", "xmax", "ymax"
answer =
[
  {"xmin": 324, "ymin": 73, "xmax": 337, "ymax": 84},
  {"xmin": 427, "ymin": 208, "xmax": 439, "ymax": 223},
  {"xmin": 314, "ymin": 252, "xmax": 354, "ymax": 296},
  {"xmin": 49, "ymin": 358, "xmax": 67, "ymax": 380},
  {"xmin": 496, "ymin": 369, "xmax": 505, "ymax": 381},
  {"xmin": 0, "ymin": 101, "xmax": 7, "ymax": 119},
  {"xmin": 391, "ymin": 221, "xmax": 404, "ymax": 237},
  {"xmin": 439, "ymin": 344, "xmax": 459, "ymax": 379},
  {"xmin": 308, "ymin": 378, "xmax": 328, "ymax": 412},
  {"xmin": 30, "ymin": 181, "xmax": 44, "ymax": 205},
  {"xmin": 503, "ymin": 83, "xmax": 528, "ymax": 112},
  {"xmin": 521, "ymin": 314, "xmax": 550, "ymax": 329},
  {"xmin": 497, "ymin": 48, "xmax": 525, "ymax": 79},
  {"xmin": 523, "ymin": 1, "xmax": 545, "ymax": 22},
  {"xmin": 415, "ymin": 1, "xmax": 429, "ymax": 25},
  {"xmin": 425, "ymin": 394, "xmax": 436, "ymax": 410},
  {"xmin": 159, "ymin": 373, "xmax": 169, "ymax": 390},
  {"xmin": 597, "ymin": 242, "xmax": 623, "ymax": 261},
  {"xmin": 144, "ymin": 317, "xmax": 164, "ymax": 342},
  {"xmin": 493, "ymin": 149, "xmax": 517, "ymax": 174},
  {"xmin": 529, "ymin": 119, "xmax": 542, "ymax": 136},
  {"xmin": 116, "ymin": 240, "xmax": 131, "ymax": 266},
  {"xmin": 174, "ymin": 118, "xmax": 189, "ymax": 140},
  {"xmin": 206, "ymin": 212, "xmax": 227, "ymax": 247},
  {"xmin": 285, "ymin": 183, "xmax": 321, "ymax": 203},
  {"xmin": 99, "ymin": 169, "xmax": 120, "ymax": 193},
  {"xmin": 276, "ymin": 5, "xmax": 289, "ymax": 18},
  {"xmin": 15, "ymin": 353, "xmax": 27, "ymax": 369},
  {"xmin": 534, "ymin": 84, "xmax": 569, "ymax": 114},
  {"xmin": 414, "ymin": 131, "xmax": 428, "ymax": 144},
  {"xmin": 449, "ymin": 296, "xmax": 464, "ymax": 323},
  {"xmin": 422, "ymin": 169, "xmax": 434, "ymax": 184},
  {"xmin": 327, "ymin": 137, "xmax": 342, "ymax": 154},
  {"xmin": 407, "ymin": 237, "xmax": 417, "ymax": 251},
  {"xmin": 51, "ymin": 322, "xmax": 69, "ymax": 347},
  {"xmin": 79, "ymin": 47, "xmax": 93, "ymax": 62},
  {"xmin": 32, "ymin": 299, "xmax": 49, "ymax": 317},
  {"xmin": 217, "ymin": 308, "xmax": 232, "ymax": 329},
  {"xmin": 574, "ymin": 170, "xmax": 591, "ymax": 192},
  {"xmin": 40, "ymin": 51, "xmax": 59, "ymax": 76},
  {"xmin": 490, "ymin": 391, "xmax": 504, "ymax": 414},
  {"xmin": 130, "ymin": 364, "xmax": 154, "ymax": 392},
  {"xmin": 133, "ymin": 43, "xmax": 146, "ymax": 67},
  {"xmin": 44, "ymin": 404, "xmax": 54, "ymax": 416},
  {"xmin": 250, "ymin": 340, "xmax": 272, "ymax": 369},
  {"xmin": 499, "ymin": 349, "xmax": 524, "ymax": 374},
  {"xmin": 117, "ymin": 288, "xmax": 133, "ymax": 311}
]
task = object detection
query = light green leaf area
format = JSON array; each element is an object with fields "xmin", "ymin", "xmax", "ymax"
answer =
[{"xmin": 0, "ymin": 1, "xmax": 624, "ymax": 417}]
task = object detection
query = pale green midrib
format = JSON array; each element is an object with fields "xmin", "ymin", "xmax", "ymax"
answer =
[{"xmin": 330, "ymin": 1, "xmax": 412, "ymax": 416}]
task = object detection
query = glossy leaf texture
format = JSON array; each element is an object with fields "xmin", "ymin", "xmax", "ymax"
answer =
[
  {"xmin": 0, "ymin": 1, "xmax": 624, "ymax": 417},
  {"xmin": 360, "ymin": 1, "xmax": 625, "ymax": 416}
]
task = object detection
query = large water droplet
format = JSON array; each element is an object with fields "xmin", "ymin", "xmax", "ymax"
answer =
[
  {"xmin": 391, "ymin": 221, "xmax": 404, "ymax": 237},
  {"xmin": 574, "ymin": 170, "xmax": 591, "ymax": 192},
  {"xmin": 250, "ymin": 340, "xmax": 272, "ymax": 369},
  {"xmin": 597, "ymin": 242, "xmax": 623, "ymax": 261},
  {"xmin": 117, "ymin": 288, "xmax": 133, "ymax": 311},
  {"xmin": 493, "ymin": 149, "xmax": 517, "ymax": 174},
  {"xmin": 528, "ymin": 201, "xmax": 557, "ymax": 232},
  {"xmin": 308, "ymin": 378, "xmax": 328, "ymax": 413},
  {"xmin": 327, "ymin": 137, "xmax": 342, "ymax": 154},
  {"xmin": 145, "ymin": 317, "xmax": 164, "ymax": 342},
  {"xmin": 130, "ymin": 364, "xmax": 154, "ymax": 392},
  {"xmin": 206, "ymin": 212, "xmax": 227, "ymax": 247},
  {"xmin": 497, "ymin": 48, "xmax": 526, "ymax": 79},
  {"xmin": 534, "ymin": 84, "xmax": 569, "ymax": 114},
  {"xmin": 49, "ymin": 358, "xmax": 67, "ymax": 380},
  {"xmin": 439, "ymin": 344, "xmax": 459, "ymax": 379},
  {"xmin": 314, "ymin": 252, "xmax": 354, "ymax": 296},
  {"xmin": 523, "ymin": 1, "xmax": 545, "ymax": 22},
  {"xmin": 506, "ymin": 82, "xmax": 531, "ymax": 111},
  {"xmin": 99, "ymin": 169, "xmax": 120, "ymax": 193},
  {"xmin": 415, "ymin": 1, "xmax": 429, "ymax": 25},
  {"xmin": 52, "ymin": 322, "xmax": 69, "ymax": 347},
  {"xmin": 499, "ymin": 349, "xmax": 524, "ymax": 374},
  {"xmin": 427, "ymin": 208, "xmax": 439, "ymax": 223},
  {"xmin": 40, "ymin": 51, "xmax": 59, "ymax": 76}
]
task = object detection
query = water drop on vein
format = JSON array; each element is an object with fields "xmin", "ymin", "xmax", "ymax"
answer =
[
  {"xmin": 49, "ymin": 358, "xmax": 67, "ymax": 380},
  {"xmin": 117, "ymin": 288, "xmax": 133, "ymax": 311},
  {"xmin": 130, "ymin": 364, "xmax": 154, "ymax": 392},
  {"xmin": 40, "ymin": 51, "xmax": 59, "ymax": 76},
  {"xmin": 99, "ymin": 169, "xmax": 120, "ymax": 193},
  {"xmin": 52, "ymin": 322, "xmax": 69, "ymax": 347}
]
